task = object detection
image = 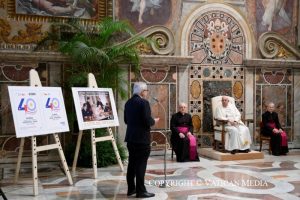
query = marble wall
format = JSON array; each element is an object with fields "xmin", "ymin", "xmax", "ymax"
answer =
[
  {"xmin": 293, "ymin": 69, "xmax": 300, "ymax": 148},
  {"xmin": 130, "ymin": 65, "xmax": 177, "ymax": 130},
  {"xmin": 255, "ymin": 68, "xmax": 293, "ymax": 143}
]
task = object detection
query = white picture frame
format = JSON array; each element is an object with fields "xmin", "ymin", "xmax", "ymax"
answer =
[
  {"xmin": 8, "ymin": 86, "xmax": 69, "ymax": 138},
  {"xmin": 72, "ymin": 87, "xmax": 119, "ymax": 130}
]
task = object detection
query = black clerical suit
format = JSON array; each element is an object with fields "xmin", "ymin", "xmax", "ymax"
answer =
[
  {"xmin": 124, "ymin": 94, "xmax": 155, "ymax": 195},
  {"xmin": 261, "ymin": 111, "xmax": 289, "ymax": 155},
  {"xmin": 170, "ymin": 112, "xmax": 199, "ymax": 162}
]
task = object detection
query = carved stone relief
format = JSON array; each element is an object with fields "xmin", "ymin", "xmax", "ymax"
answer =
[{"xmin": 258, "ymin": 32, "xmax": 300, "ymax": 60}]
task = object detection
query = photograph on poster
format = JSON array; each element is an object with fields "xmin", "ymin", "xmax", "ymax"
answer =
[
  {"xmin": 8, "ymin": 86, "xmax": 69, "ymax": 138},
  {"xmin": 72, "ymin": 88, "xmax": 119, "ymax": 130}
]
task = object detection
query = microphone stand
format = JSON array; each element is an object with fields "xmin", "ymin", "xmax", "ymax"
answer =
[{"xmin": 153, "ymin": 97, "xmax": 168, "ymax": 188}]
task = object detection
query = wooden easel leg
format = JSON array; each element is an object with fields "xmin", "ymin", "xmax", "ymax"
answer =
[
  {"xmin": 31, "ymin": 136, "xmax": 38, "ymax": 196},
  {"xmin": 0, "ymin": 187, "xmax": 7, "ymax": 200},
  {"xmin": 107, "ymin": 128, "xmax": 124, "ymax": 172},
  {"xmin": 14, "ymin": 137, "xmax": 25, "ymax": 183},
  {"xmin": 91, "ymin": 129, "xmax": 98, "ymax": 179},
  {"xmin": 53, "ymin": 134, "xmax": 73, "ymax": 185},
  {"xmin": 72, "ymin": 131, "xmax": 83, "ymax": 175}
]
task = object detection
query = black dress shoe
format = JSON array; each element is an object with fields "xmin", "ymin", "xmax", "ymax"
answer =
[
  {"xmin": 136, "ymin": 192, "xmax": 155, "ymax": 198},
  {"xmin": 244, "ymin": 149, "xmax": 251, "ymax": 153},
  {"xmin": 127, "ymin": 189, "xmax": 136, "ymax": 196},
  {"xmin": 230, "ymin": 150, "xmax": 237, "ymax": 154}
]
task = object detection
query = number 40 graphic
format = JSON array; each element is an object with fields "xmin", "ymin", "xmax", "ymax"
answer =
[
  {"xmin": 18, "ymin": 98, "xmax": 37, "ymax": 112},
  {"xmin": 46, "ymin": 98, "xmax": 60, "ymax": 110}
]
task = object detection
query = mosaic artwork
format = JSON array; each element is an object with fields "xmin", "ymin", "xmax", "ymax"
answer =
[
  {"xmin": 189, "ymin": 65, "xmax": 245, "ymax": 147},
  {"xmin": 255, "ymin": 68, "xmax": 293, "ymax": 143},
  {"xmin": 189, "ymin": 11, "xmax": 245, "ymax": 65},
  {"xmin": 188, "ymin": 9, "xmax": 246, "ymax": 147}
]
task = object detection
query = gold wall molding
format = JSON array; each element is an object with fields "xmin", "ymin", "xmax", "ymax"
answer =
[
  {"xmin": 6, "ymin": 0, "xmax": 112, "ymax": 24},
  {"xmin": 129, "ymin": 25, "xmax": 175, "ymax": 55},
  {"xmin": 0, "ymin": 0, "xmax": 5, "ymax": 8},
  {"xmin": 258, "ymin": 32, "xmax": 300, "ymax": 60},
  {"xmin": 0, "ymin": 18, "xmax": 45, "ymax": 44}
]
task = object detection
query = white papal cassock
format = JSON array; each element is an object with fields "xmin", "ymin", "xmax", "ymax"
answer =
[{"xmin": 215, "ymin": 103, "xmax": 252, "ymax": 151}]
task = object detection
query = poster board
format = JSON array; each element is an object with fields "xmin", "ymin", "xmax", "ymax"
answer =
[
  {"xmin": 72, "ymin": 87, "xmax": 119, "ymax": 130},
  {"xmin": 8, "ymin": 86, "xmax": 69, "ymax": 138}
]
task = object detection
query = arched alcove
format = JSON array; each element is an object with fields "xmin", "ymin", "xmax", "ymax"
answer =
[{"xmin": 179, "ymin": 3, "xmax": 254, "ymax": 147}]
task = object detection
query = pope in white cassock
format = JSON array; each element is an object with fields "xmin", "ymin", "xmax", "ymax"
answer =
[{"xmin": 215, "ymin": 96, "xmax": 252, "ymax": 154}]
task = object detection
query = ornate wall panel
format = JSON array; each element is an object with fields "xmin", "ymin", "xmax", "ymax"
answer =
[
  {"xmin": 188, "ymin": 10, "xmax": 246, "ymax": 147},
  {"xmin": 189, "ymin": 65, "xmax": 245, "ymax": 147},
  {"xmin": 130, "ymin": 65, "xmax": 177, "ymax": 131},
  {"xmin": 255, "ymin": 68, "xmax": 293, "ymax": 144}
]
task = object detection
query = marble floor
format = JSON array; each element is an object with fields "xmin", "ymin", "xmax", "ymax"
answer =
[{"xmin": 1, "ymin": 149, "xmax": 300, "ymax": 200}]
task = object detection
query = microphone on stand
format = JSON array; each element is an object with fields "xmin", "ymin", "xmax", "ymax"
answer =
[
  {"xmin": 152, "ymin": 97, "xmax": 159, "ymax": 102},
  {"xmin": 152, "ymin": 96, "xmax": 169, "ymax": 188}
]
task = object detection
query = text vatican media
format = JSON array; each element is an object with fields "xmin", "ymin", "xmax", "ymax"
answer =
[{"xmin": 148, "ymin": 179, "xmax": 268, "ymax": 187}]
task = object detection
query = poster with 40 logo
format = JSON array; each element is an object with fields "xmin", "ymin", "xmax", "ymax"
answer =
[{"xmin": 8, "ymin": 86, "xmax": 69, "ymax": 138}]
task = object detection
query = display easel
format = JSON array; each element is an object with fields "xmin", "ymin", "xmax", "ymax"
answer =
[
  {"xmin": 14, "ymin": 69, "xmax": 73, "ymax": 196},
  {"xmin": 0, "ymin": 187, "xmax": 7, "ymax": 200},
  {"xmin": 72, "ymin": 73, "xmax": 124, "ymax": 178}
]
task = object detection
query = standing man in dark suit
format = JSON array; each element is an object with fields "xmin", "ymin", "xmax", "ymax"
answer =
[{"xmin": 124, "ymin": 82, "xmax": 159, "ymax": 198}]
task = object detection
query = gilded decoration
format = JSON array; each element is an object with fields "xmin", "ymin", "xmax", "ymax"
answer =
[
  {"xmin": 0, "ymin": 0, "xmax": 5, "ymax": 8},
  {"xmin": 138, "ymin": 26, "xmax": 175, "ymax": 55},
  {"xmin": 0, "ymin": 18, "xmax": 11, "ymax": 43},
  {"xmin": 136, "ymin": 42, "xmax": 153, "ymax": 55},
  {"xmin": 258, "ymin": 32, "xmax": 300, "ymax": 59},
  {"xmin": 0, "ymin": 18, "xmax": 45, "ymax": 44},
  {"xmin": 6, "ymin": 0, "xmax": 112, "ymax": 23},
  {"xmin": 192, "ymin": 115, "xmax": 201, "ymax": 133},
  {"xmin": 190, "ymin": 80, "xmax": 201, "ymax": 99},
  {"xmin": 233, "ymin": 81, "xmax": 243, "ymax": 99},
  {"xmin": 277, "ymin": 46, "xmax": 292, "ymax": 59}
]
